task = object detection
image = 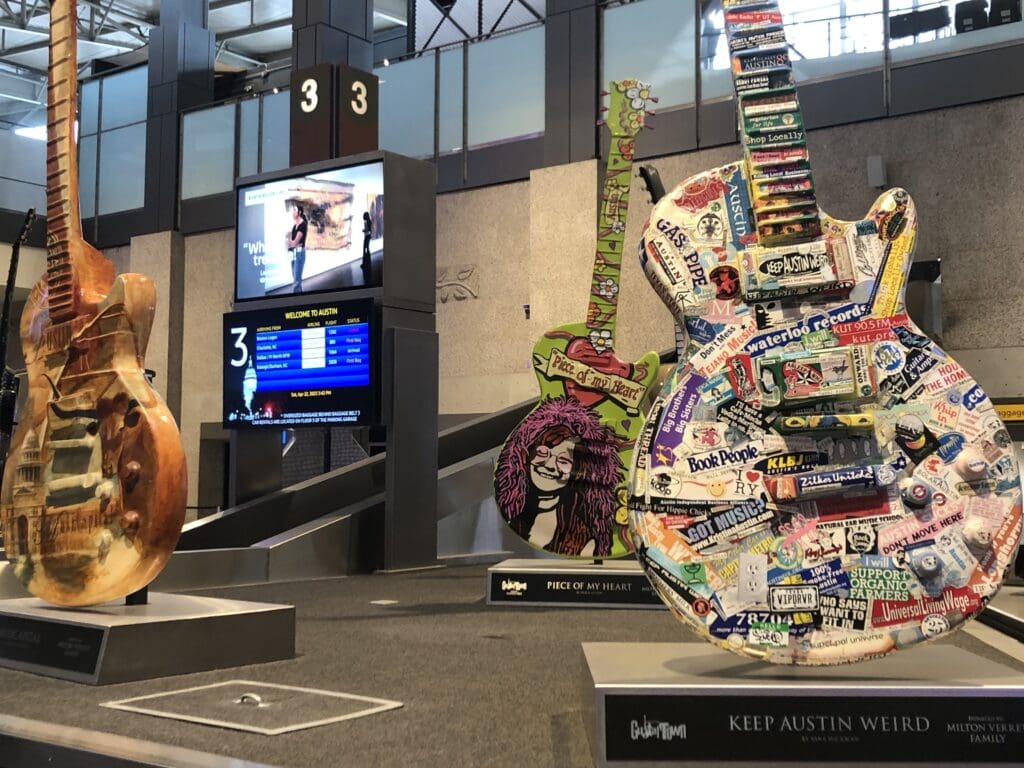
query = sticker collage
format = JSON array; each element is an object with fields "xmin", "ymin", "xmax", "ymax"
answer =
[{"xmin": 629, "ymin": 0, "xmax": 1022, "ymax": 664}]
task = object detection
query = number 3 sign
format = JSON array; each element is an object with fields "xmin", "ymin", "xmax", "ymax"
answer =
[
  {"xmin": 289, "ymin": 63, "xmax": 378, "ymax": 167},
  {"xmin": 337, "ymin": 64, "xmax": 378, "ymax": 156}
]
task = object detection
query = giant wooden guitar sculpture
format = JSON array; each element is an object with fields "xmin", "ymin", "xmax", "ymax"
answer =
[
  {"xmin": 628, "ymin": 0, "xmax": 1021, "ymax": 664},
  {"xmin": 0, "ymin": 1, "xmax": 187, "ymax": 606},
  {"xmin": 494, "ymin": 80, "xmax": 659, "ymax": 558}
]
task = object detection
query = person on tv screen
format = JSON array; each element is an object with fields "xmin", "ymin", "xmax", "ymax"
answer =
[
  {"xmin": 286, "ymin": 205, "xmax": 308, "ymax": 292},
  {"xmin": 362, "ymin": 211, "xmax": 373, "ymax": 281}
]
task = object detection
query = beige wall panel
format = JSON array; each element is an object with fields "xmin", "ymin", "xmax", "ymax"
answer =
[
  {"xmin": 0, "ymin": 244, "xmax": 47, "ymax": 290},
  {"xmin": 527, "ymin": 160, "xmax": 597, "ymax": 337},
  {"xmin": 128, "ymin": 232, "xmax": 175, "ymax": 398},
  {"xmin": 180, "ymin": 229, "xmax": 234, "ymax": 507},
  {"xmin": 436, "ymin": 181, "xmax": 534, "ymax": 413}
]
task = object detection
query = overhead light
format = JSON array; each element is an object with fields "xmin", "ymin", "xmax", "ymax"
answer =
[
  {"xmin": 272, "ymin": 87, "xmax": 280, "ymax": 94},
  {"xmin": 383, "ymin": 58, "xmax": 390, "ymax": 67},
  {"xmin": 14, "ymin": 125, "xmax": 46, "ymax": 141}
]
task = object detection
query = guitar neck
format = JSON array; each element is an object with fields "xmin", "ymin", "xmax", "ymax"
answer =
[
  {"xmin": 585, "ymin": 138, "xmax": 635, "ymax": 345},
  {"xmin": 724, "ymin": 0, "xmax": 821, "ymax": 247},
  {"xmin": 46, "ymin": 0, "xmax": 82, "ymax": 323}
]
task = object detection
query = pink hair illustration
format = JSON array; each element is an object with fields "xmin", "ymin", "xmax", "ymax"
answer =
[{"xmin": 495, "ymin": 397, "xmax": 623, "ymax": 556}]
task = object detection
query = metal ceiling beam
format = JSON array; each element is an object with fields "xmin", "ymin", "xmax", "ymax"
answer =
[
  {"xmin": 78, "ymin": 0, "xmax": 155, "ymax": 28},
  {"xmin": 0, "ymin": 33, "xmax": 135, "ymax": 58},
  {"xmin": 0, "ymin": 66, "xmax": 41, "ymax": 103},
  {"xmin": 216, "ymin": 17, "xmax": 290, "ymax": 41},
  {"xmin": 209, "ymin": 0, "xmax": 250, "ymax": 10},
  {"xmin": 0, "ymin": 18, "xmax": 46, "ymax": 35}
]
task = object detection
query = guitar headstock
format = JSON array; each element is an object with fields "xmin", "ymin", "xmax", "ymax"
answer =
[
  {"xmin": 16, "ymin": 208, "xmax": 36, "ymax": 246},
  {"xmin": 601, "ymin": 79, "xmax": 657, "ymax": 138}
]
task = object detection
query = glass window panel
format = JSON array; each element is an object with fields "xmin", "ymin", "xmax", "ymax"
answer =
[
  {"xmin": 81, "ymin": 80, "xmax": 99, "ymax": 136},
  {"xmin": 467, "ymin": 26, "xmax": 544, "ymax": 148},
  {"xmin": 260, "ymin": 90, "xmax": 289, "ymax": 172},
  {"xmin": 889, "ymin": 0, "xmax": 1022, "ymax": 63},
  {"xmin": 79, "ymin": 134, "xmax": 97, "ymax": 218},
  {"xmin": 99, "ymin": 67, "xmax": 148, "ymax": 131},
  {"xmin": 0, "ymin": 129, "xmax": 45, "ymax": 186},
  {"xmin": 603, "ymin": 0, "xmax": 696, "ymax": 110},
  {"xmin": 0, "ymin": 178, "xmax": 45, "ymax": 217},
  {"xmin": 181, "ymin": 103, "xmax": 236, "ymax": 199},
  {"xmin": 376, "ymin": 56, "xmax": 434, "ymax": 158},
  {"xmin": 701, "ymin": 1, "xmax": 885, "ymax": 102},
  {"xmin": 239, "ymin": 98, "xmax": 259, "ymax": 178},
  {"xmin": 98, "ymin": 123, "xmax": 146, "ymax": 214},
  {"xmin": 780, "ymin": 1, "xmax": 884, "ymax": 81},
  {"xmin": 438, "ymin": 47, "xmax": 463, "ymax": 154}
]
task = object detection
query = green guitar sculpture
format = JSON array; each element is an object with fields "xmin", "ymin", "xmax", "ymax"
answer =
[{"xmin": 494, "ymin": 80, "xmax": 660, "ymax": 558}]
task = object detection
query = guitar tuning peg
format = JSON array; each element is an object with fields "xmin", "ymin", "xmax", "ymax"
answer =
[
  {"xmin": 646, "ymin": 124, "xmax": 655, "ymax": 131},
  {"xmin": 600, "ymin": 106, "xmax": 609, "ymax": 112},
  {"xmin": 599, "ymin": 90, "xmax": 610, "ymax": 97},
  {"xmin": 646, "ymin": 110, "xmax": 657, "ymax": 116},
  {"xmin": 649, "ymin": 96, "xmax": 660, "ymax": 103},
  {"xmin": 596, "ymin": 119, "xmax": 606, "ymax": 126}
]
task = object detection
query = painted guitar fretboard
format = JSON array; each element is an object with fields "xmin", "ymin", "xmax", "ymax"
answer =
[
  {"xmin": 585, "ymin": 136, "xmax": 635, "ymax": 344},
  {"xmin": 45, "ymin": 1, "xmax": 82, "ymax": 324},
  {"xmin": 723, "ymin": 0, "xmax": 821, "ymax": 248}
]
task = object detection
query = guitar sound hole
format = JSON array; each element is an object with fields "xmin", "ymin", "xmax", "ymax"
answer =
[{"xmin": 125, "ymin": 410, "xmax": 140, "ymax": 428}]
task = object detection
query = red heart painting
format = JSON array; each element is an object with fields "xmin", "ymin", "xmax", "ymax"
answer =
[{"xmin": 563, "ymin": 337, "xmax": 632, "ymax": 407}]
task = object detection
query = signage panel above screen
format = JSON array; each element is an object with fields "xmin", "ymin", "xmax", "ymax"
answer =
[
  {"xmin": 223, "ymin": 298, "xmax": 377, "ymax": 428},
  {"xmin": 235, "ymin": 160, "xmax": 384, "ymax": 300}
]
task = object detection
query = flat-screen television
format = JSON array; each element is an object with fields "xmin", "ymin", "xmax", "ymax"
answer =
[
  {"xmin": 235, "ymin": 160, "xmax": 384, "ymax": 301},
  {"xmin": 223, "ymin": 298, "xmax": 377, "ymax": 428}
]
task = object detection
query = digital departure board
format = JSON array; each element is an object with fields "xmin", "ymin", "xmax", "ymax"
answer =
[{"xmin": 222, "ymin": 298, "xmax": 376, "ymax": 428}]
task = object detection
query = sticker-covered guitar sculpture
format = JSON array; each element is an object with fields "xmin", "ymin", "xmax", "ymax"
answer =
[
  {"xmin": 0, "ymin": 0, "xmax": 187, "ymax": 606},
  {"xmin": 628, "ymin": 0, "xmax": 1021, "ymax": 664},
  {"xmin": 495, "ymin": 80, "xmax": 659, "ymax": 558}
]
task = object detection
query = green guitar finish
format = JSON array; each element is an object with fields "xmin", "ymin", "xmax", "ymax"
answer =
[{"xmin": 494, "ymin": 80, "xmax": 659, "ymax": 558}]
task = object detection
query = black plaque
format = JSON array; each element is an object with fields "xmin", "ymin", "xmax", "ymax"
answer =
[
  {"xmin": 336, "ymin": 64, "xmax": 378, "ymax": 157},
  {"xmin": 290, "ymin": 63, "xmax": 336, "ymax": 166},
  {"xmin": 0, "ymin": 614, "xmax": 103, "ymax": 676},
  {"xmin": 489, "ymin": 569, "xmax": 662, "ymax": 606},
  {"xmin": 605, "ymin": 693, "xmax": 1024, "ymax": 763}
]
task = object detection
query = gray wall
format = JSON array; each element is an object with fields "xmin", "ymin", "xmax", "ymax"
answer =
[{"xmin": 438, "ymin": 94, "xmax": 1024, "ymax": 413}]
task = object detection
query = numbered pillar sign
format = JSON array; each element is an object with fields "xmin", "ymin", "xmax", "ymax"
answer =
[
  {"xmin": 337, "ymin": 64, "xmax": 378, "ymax": 156},
  {"xmin": 290, "ymin": 63, "xmax": 335, "ymax": 167}
]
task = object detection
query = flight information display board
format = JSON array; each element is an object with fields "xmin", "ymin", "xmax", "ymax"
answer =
[{"xmin": 223, "ymin": 298, "xmax": 376, "ymax": 428}]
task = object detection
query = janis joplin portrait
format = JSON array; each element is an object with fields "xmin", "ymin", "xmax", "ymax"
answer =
[{"xmin": 495, "ymin": 397, "xmax": 623, "ymax": 557}]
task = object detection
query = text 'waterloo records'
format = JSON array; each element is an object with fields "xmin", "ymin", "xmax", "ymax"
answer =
[{"xmin": 253, "ymin": 322, "xmax": 369, "ymax": 391}]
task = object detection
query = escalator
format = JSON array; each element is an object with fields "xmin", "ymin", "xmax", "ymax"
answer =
[{"xmin": 175, "ymin": 398, "xmax": 536, "ymax": 553}]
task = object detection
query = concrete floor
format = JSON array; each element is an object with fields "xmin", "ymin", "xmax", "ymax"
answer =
[{"xmin": 0, "ymin": 565, "xmax": 1021, "ymax": 768}]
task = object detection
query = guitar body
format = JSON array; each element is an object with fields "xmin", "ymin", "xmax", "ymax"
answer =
[
  {"xmin": 2, "ymin": 238, "xmax": 187, "ymax": 606},
  {"xmin": 0, "ymin": 0, "xmax": 187, "ymax": 607},
  {"xmin": 495, "ymin": 322, "xmax": 659, "ymax": 557},
  {"xmin": 629, "ymin": 160, "xmax": 1022, "ymax": 664},
  {"xmin": 495, "ymin": 79, "xmax": 660, "ymax": 559}
]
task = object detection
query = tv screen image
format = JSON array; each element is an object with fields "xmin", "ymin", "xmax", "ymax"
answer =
[
  {"xmin": 236, "ymin": 161, "xmax": 384, "ymax": 300},
  {"xmin": 223, "ymin": 298, "xmax": 376, "ymax": 428}
]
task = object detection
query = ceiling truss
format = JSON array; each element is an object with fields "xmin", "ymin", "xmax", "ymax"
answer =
[{"xmin": 0, "ymin": 0, "xmax": 408, "ymax": 122}]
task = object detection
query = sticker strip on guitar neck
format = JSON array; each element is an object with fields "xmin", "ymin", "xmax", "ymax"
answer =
[{"xmin": 627, "ymin": 0, "xmax": 1022, "ymax": 664}]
